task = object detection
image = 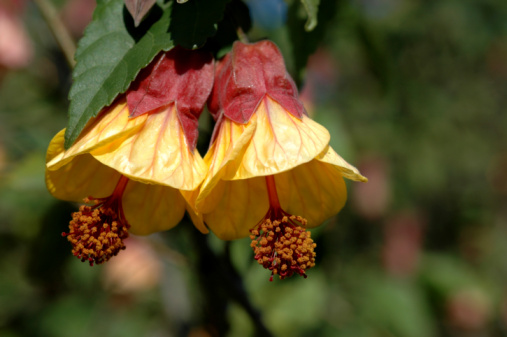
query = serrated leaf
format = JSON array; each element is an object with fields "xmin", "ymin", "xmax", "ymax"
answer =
[
  {"xmin": 64, "ymin": 0, "xmax": 173, "ymax": 148},
  {"xmin": 170, "ymin": 0, "xmax": 230, "ymax": 49},
  {"xmin": 300, "ymin": 0, "xmax": 319, "ymax": 31}
]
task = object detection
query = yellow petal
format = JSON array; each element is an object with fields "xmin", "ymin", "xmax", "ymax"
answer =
[
  {"xmin": 232, "ymin": 96, "xmax": 330, "ymax": 179},
  {"xmin": 275, "ymin": 159, "xmax": 347, "ymax": 228},
  {"xmin": 196, "ymin": 116, "xmax": 257, "ymax": 209},
  {"xmin": 201, "ymin": 177, "xmax": 269, "ymax": 240},
  {"xmin": 122, "ymin": 181, "xmax": 186, "ymax": 235},
  {"xmin": 180, "ymin": 189, "xmax": 209, "ymax": 234},
  {"xmin": 316, "ymin": 146, "xmax": 368, "ymax": 182},
  {"xmin": 92, "ymin": 104, "xmax": 206, "ymax": 190},
  {"xmin": 196, "ymin": 96, "xmax": 331, "ymax": 211},
  {"xmin": 47, "ymin": 99, "xmax": 147, "ymax": 170},
  {"xmin": 46, "ymin": 129, "xmax": 73, "ymax": 170},
  {"xmin": 46, "ymin": 124, "xmax": 202, "ymax": 235},
  {"xmin": 201, "ymin": 159, "xmax": 348, "ymax": 239},
  {"xmin": 45, "ymin": 130, "xmax": 121, "ymax": 201}
]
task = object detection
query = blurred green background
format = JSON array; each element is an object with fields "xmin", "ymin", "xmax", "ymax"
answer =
[{"xmin": 1, "ymin": 0, "xmax": 507, "ymax": 336}]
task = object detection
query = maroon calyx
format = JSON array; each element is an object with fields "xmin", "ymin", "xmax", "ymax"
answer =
[
  {"xmin": 126, "ymin": 47, "xmax": 214, "ymax": 150},
  {"xmin": 208, "ymin": 40, "xmax": 305, "ymax": 123}
]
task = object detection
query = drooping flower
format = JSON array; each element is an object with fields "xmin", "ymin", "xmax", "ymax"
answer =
[
  {"xmin": 46, "ymin": 47, "xmax": 214, "ymax": 265},
  {"xmin": 196, "ymin": 41, "xmax": 367, "ymax": 280}
]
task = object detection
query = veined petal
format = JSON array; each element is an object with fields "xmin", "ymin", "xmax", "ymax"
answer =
[
  {"xmin": 201, "ymin": 177, "xmax": 269, "ymax": 240},
  {"xmin": 181, "ymin": 189, "xmax": 209, "ymax": 234},
  {"xmin": 122, "ymin": 181, "xmax": 186, "ymax": 236},
  {"xmin": 47, "ymin": 99, "xmax": 147, "ymax": 170},
  {"xmin": 200, "ymin": 158, "xmax": 348, "ymax": 239},
  {"xmin": 232, "ymin": 96, "xmax": 330, "ymax": 179},
  {"xmin": 197, "ymin": 96, "xmax": 331, "ymax": 210},
  {"xmin": 92, "ymin": 104, "xmax": 206, "ymax": 191},
  {"xmin": 316, "ymin": 146, "xmax": 368, "ymax": 182},
  {"xmin": 275, "ymin": 159, "xmax": 347, "ymax": 228},
  {"xmin": 196, "ymin": 117, "xmax": 257, "ymax": 209},
  {"xmin": 45, "ymin": 130, "xmax": 121, "ymax": 201},
  {"xmin": 46, "ymin": 130, "xmax": 198, "ymax": 235},
  {"xmin": 46, "ymin": 129, "xmax": 73, "ymax": 170}
]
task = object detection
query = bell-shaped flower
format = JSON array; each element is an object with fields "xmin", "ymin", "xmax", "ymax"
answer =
[
  {"xmin": 46, "ymin": 47, "xmax": 214, "ymax": 265},
  {"xmin": 196, "ymin": 41, "xmax": 367, "ymax": 280}
]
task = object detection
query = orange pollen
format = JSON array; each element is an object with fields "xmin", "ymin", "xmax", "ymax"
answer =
[
  {"xmin": 249, "ymin": 175, "xmax": 316, "ymax": 281},
  {"xmin": 250, "ymin": 213, "xmax": 316, "ymax": 281},
  {"xmin": 62, "ymin": 176, "xmax": 130, "ymax": 266}
]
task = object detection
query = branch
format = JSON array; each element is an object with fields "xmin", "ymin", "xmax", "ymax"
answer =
[
  {"xmin": 33, "ymin": 0, "xmax": 76, "ymax": 68},
  {"xmin": 189, "ymin": 226, "xmax": 273, "ymax": 337}
]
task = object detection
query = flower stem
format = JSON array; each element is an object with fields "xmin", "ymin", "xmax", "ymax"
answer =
[
  {"xmin": 33, "ymin": 0, "xmax": 76, "ymax": 68},
  {"xmin": 265, "ymin": 175, "xmax": 281, "ymax": 210},
  {"xmin": 111, "ymin": 175, "xmax": 130, "ymax": 200},
  {"xmin": 189, "ymin": 225, "xmax": 273, "ymax": 336}
]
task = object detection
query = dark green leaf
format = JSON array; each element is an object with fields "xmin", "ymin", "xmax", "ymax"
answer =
[
  {"xmin": 64, "ymin": 0, "xmax": 173, "ymax": 148},
  {"xmin": 170, "ymin": 0, "xmax": 230, "ymax": 49},
  {"xmin": 300, "ymin": 0, "xmax": 320, "ymax": 31}
]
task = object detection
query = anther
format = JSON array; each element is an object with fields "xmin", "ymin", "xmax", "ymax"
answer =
[
  {"xmin": 250, "ymin": 213, "xmax": 316, "ymax": 281},
  {"xmin": 250, "ymin": 175, "xmax": 317, "ymax": 280},
  {"xmin": 62, "ymin": 176, "xmax": 130, "ymax": 266}
]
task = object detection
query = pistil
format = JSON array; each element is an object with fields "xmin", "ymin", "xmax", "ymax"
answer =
[
  {"xmin": 250, "ymin": 175, "xmax": 317, "ymax": 281},
  {"xmin": 62, "ymin": 175, "xmax": 131, "ymax": 266}
]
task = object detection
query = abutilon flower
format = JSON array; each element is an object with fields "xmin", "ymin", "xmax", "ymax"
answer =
[
  {"xmin": 196, "ymin": 41, "xmax": 367, "ymax": 280},
  {"xmin": 46, "ymin": 47, "xmax": 214, "ymax": 265}
]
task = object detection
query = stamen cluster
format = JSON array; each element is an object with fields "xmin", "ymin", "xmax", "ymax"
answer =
[
  {"xmin": 62, "ymin": 197, "xmax": 130, "ymax": 266},
  {"xmin": 250, "ymin": 214, "xmax": 316, "ymax": 281}
]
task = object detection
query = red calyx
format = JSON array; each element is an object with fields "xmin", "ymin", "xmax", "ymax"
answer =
[
  {"xmin": 208, "ymin": 40, "xmax": 305, "ymax": 123},
  {"xmin": 126, "ymin": 47, "xmax": 214, "ymax": 150}
]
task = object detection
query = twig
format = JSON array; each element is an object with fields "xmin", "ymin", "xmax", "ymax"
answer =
[
  {"xmin": 190, "ymin": 228, "xmax": 229, "ymax": 336},
  {"xmin": 223, "ymin": 242, "xmax": 274, "ymax": 337},
  {"xmin": 33, "ymin": 0, "xmax": 76, "ymax": 68},
  {"xmin": 189, "ymin": 226, "xmax": 273, "ymax": 337}
]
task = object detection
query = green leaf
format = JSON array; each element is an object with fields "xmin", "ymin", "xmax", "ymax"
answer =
[
  {"xmin": 64, "ymin": 0, "xmax": 173, "ymax": 148},
  {"xmin": 300, "ymin": 0, "xmax": 320, "ymax": 31},
  {"xmin": 170, "ymin": 0, "xmax": 230, "ymax": 49}
]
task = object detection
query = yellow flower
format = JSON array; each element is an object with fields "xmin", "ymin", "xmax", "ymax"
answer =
[
  {"xmin": 46, "ymin": 48, "xmax": 214, "ymax": 265},
  {"xmin": 196, "ymin": 41, "xmax": 367, "ymax": 280}
]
